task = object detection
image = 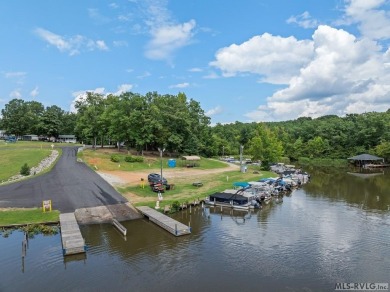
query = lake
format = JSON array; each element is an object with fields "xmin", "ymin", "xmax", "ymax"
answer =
[{"xmin": 1, "ymin": 168, "xmax": 389, "ymax": 292}]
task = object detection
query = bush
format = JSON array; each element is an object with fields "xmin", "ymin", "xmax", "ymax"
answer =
[
  {"xmin": 125, "ymin": 155, "xmax": 144, "ymax": 163},
  {"xmin": 171, "ymin": 201, "xmax": 180, "ymax": 212},
  {"xmin": 110, "ymin": 154, "xmax": 120, "ymax": 163},
  {"xmin": 20, "ymin": 163, "xmax": 31, "ymax": 176}
]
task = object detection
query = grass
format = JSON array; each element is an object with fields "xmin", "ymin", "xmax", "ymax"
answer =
[
  {"xmin": 0, "ymin": 208, "xmax": 60, "ymax": 226},
  {"xmin": 0, "ymin": 148, "xmax": 53, "ymax": 181},
  {"xmin": 78, "ymin": 148, "xmax": 228, "ymax": 172},
  {"xmin": 0, "ymin": 140, "xmax": 82, "ymax": 149},
  {"xmin": 119, "ymin": 169, "xmax": 275, "ymax": 209}
]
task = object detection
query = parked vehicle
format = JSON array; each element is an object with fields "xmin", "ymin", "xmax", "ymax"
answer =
[{"xmin": 147, "ymin": 173, "xmax": 168, "ymax": 185}]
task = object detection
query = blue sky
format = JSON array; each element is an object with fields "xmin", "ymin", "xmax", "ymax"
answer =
[{"xmin": 1, "ymin": 0, "xmax": 390, "ymax": 124}]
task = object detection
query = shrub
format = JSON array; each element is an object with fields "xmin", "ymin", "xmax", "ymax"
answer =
[
  {"xmin": 125, "ymin": 155, "xmax": 144, "ymax": 163},
  {"xmin": 110, "ymin": 154, "xmax": 120, "ymax": 163},
  {"xmin": 20, "ymin": 163, "xmax": 31, "ymax": 176},
  {"xmin": 171, "ymin": 201, "xmax": 180, "ymax": 212}
]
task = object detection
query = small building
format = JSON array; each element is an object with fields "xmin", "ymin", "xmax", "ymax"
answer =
[
  {"xmin": 347, "ymin": 153, "xmax": 384, "ymax": 168},
  {"xmin": 181, "ymin": 155, "xmax": 201, "ymax": 168},
  {"xmin": 57, "ymin": 135, "xmax": 77, "ymax": 143},
  {"xmin": 22, "ymin": 135, "xmax": 39, "ymax": 141},
  {"xmin": 0, "ymin": 130, "xmax": 5, "ymax": 139}
]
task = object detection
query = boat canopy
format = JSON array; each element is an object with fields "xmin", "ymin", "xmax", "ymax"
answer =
[{"xmin": 209, "ymin": 192, "xmax": 249, "ymax": 204}]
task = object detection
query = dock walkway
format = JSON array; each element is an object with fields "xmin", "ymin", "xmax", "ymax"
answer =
[
  {"xmin": 60, "ymin": 213, "xmax": 86, "ymax": 255},
  {"xmin": 137, "ymin": 206, "xmax": 191, "ymax": 236}
]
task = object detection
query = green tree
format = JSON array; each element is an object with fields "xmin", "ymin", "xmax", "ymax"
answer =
[{"xmin": 248, "ymin": 124, "xmax": 283, "ymax": 169}]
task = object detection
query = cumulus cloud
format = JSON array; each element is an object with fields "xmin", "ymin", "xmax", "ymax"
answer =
[
  {"xmin": 145, "ymin": 20, "xmax": 196, "ymax": 60},
  {"xmin": 169, "ymin": 82, "xmax": 189, "ymax": 88},
  {"xmin": 342, "ymin": 0, "xmax": 390, "ymax": 40},
  {"xmin": 205, "ymin": 106, "xmax": 223, "ymax": 117},
  {"xmin": 114, "ymin": 84, "xmax": 133, "ymax": 95},
  {"xmin": 30, "ymin": 86, "xmax": 39, "ymax": 98},
  {"xmin": 34, "ymin": 28, "xmax": 109, "ymax": 55},
  {"xmin": 210, "ymin": 33, "xmax": 314, "ymax": 84},
  {"xmin": 243, "ymin": 25, "xmax": 390, "ymax": 121},
  {"xmin": 287, "ymin": 11, "xmax": 319, "ymax": 29}
]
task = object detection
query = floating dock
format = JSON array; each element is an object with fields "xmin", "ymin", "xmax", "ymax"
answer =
[
  {"xmin": 137, "ymin": 206, "xmax": 191, "ymax": 236},
  {"xmin": 59, "ymin": 213, "xmax": 86, "ymax": 255}
]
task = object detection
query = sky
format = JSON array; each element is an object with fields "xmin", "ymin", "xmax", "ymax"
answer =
[{"xmin": 1, "ymin": 0, "xmax": 390, "ymax": 124}]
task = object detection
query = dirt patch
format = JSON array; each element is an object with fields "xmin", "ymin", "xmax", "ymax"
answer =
[
  {"xmin": 97, "ymin": 162, "xmax": 240, "ymax": 204},
  {"xmin": 97, "ymin": 162, "xmax": 239, "ymax": 186}
]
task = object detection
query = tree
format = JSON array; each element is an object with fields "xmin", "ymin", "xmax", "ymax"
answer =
[
  {"xmin": 248, "ymin": 124, "xmax": 283, "ymax": 169},
  {"xmin": 75, "ymin": 92, "xmax": 106, "ymax": 147}
]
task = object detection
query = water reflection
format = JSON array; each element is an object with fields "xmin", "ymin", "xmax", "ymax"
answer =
[
  {"xmin": 304, "ymin": 167, "xmax": 390, "ymax": 211},
  {"xmin": 0, "ymin": 168, "xmax": 389, "ymax": 291}
]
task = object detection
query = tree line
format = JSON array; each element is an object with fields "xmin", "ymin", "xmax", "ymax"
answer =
[{"xmin": 1, "ymin": 92, "xmax": 390, "ymax": 162}]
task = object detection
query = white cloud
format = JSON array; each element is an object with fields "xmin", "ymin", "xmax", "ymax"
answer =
[
  {"xmin": 169, "ymin": 82, "xmax": 189, "ymax": 88},
  {"xmin": 145, "ymin": 20, "xmax": 196, "ymax": 60},
  {"xmin": 210, "ymin": 33, "xmax": 314, "ymax": 84},
  {"xmin": 88, "ymin": 8, "xmax": 111, "ymax": 24},
  {"xmin": 4, "ymin": 72, "xmax": 27, "ymax": 78},
  {"xmin": 30, "ymin": 86, "xmax": 39, "ymax": 98},
  {"xmin": 287, "ymin": 11, "xmax": 319, "ymax": 29},
  {"xmin": 10, "ymin": 89, "xmax": 22, "ymax": 99},
  {"xmin": 342, "ymin": 0, "xmax": 390, "ymax": 40},
  {"xmin": 137, "ymin": 71, "xmax": 151, "ymax": 79},
  {"xmin": 243, "ymin": 25, "xmax": 390, "ymax": 121},
  {"xmin": 34, "ymin": 28, "xmax": 109, "ymax": 55},
  {"xmin": 203, "ymin": 71, "xmax": 220, "ymax": 79},
  {"xmin": 188, "ymin": 67, "xmax": 202, "ymax": 72},
  {"xmin": 205, "ymin": 106, "xmax": 223, "ymax": 117},
  {"xmin": 109, "ymin": 3, "xmax": 119, "ymax": 9},
  {"xmin": 113, "ymin": 40, "xmax": 128, "ymax": 47},
  {"xmin": 114, "ymin": 84, "xmax": 133, "ymax": 95},
  {"xmin": 205, "ymin": 105, "xmax": 223, "ymax": 117}
]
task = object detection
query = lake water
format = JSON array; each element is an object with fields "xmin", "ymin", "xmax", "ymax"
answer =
[{"xmin": 1, "ymin": 168, "xmax": 389, "ymax": 292}]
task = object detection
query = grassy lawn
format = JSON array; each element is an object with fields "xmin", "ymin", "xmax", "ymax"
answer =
[
  {"xmin": 0, "ymin": 148, "xmax": 54, "ymax": 181},
  {"xmin": 0, "ymin": 140, "xmax": 82, "ymax": 149},
  {"xmin": 120, "ymin": 169, "xmax": 276, "ymax": 209},
  {"xmin": 79, "ymin": 148, "xmax": 228, "ymax": 171},
  {"xmin": 0, "ymin": 208, "xmax": 60, "ymax": 226}
]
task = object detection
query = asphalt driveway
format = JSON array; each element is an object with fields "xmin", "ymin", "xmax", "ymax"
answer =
[{"xmin": 0, "ymin": 146, "xmax": 128, "ymax": 212}]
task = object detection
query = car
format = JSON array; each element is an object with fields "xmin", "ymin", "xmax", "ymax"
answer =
[{"xmin": 148, "ymin": 173, "xmax": 168, "ymax": 185}]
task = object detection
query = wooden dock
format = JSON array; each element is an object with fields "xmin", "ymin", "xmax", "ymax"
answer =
[
  {"xmin": 137, "ymin": 206, "xmax": 191, "ymax": 236},
  {"xmin": 60, "ymin": 213, "xmax": 86, "ymax": 255}
]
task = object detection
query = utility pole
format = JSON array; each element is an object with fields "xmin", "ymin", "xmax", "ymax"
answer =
[
  {"xmin": 240, "ymin": 145, "xmax": 244, "ymax": 173},
  {"xmin": 158, "ymin": 147, "xmax": 165, "ymax": 182}
]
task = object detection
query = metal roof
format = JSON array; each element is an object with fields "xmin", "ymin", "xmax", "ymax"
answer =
[{"xmin": 347, "ymin": 153, "xmax": 383, "ymax": 161}]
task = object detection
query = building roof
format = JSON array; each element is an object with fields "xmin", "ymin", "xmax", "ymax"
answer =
[{"xmin": 347, "ymin": 153, "xmax": 383, "ymax": 161}]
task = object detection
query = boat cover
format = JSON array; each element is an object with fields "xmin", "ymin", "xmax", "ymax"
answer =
[{"xmin": 209, "ymin": 192, "xmax": 249, "ymax": 204}]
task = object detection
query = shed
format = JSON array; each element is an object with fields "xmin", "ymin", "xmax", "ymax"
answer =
[
  {"xmin": 181, "ymin": 156, "xmax": 201, "ymax": 168},
  {"xmin": 347, "ymin": 153, "xmax": 384, "ymax": 167}
]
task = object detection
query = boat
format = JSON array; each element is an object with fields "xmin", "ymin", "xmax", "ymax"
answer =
[{"xmin": 204, "ymin": 190, "xmax": 261, "ymax": 210}]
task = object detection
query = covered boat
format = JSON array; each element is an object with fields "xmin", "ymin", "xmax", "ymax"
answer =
[{"xmin": 205, "ymin": 191, "xmax": 260, "ymax": 210}]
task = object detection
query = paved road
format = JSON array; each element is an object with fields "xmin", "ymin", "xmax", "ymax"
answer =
[{"xmin": 0, "ymin": 147, "xmax": 128, "ymax": 212}]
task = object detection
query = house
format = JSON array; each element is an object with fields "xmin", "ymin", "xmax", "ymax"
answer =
[
  {"xmin": 22, "ymin": 134, "xmax": 39, "ymax": 141},
  {"xmin": 57, "ymin": 135, "xmax": 77, "ymax": 143}
]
